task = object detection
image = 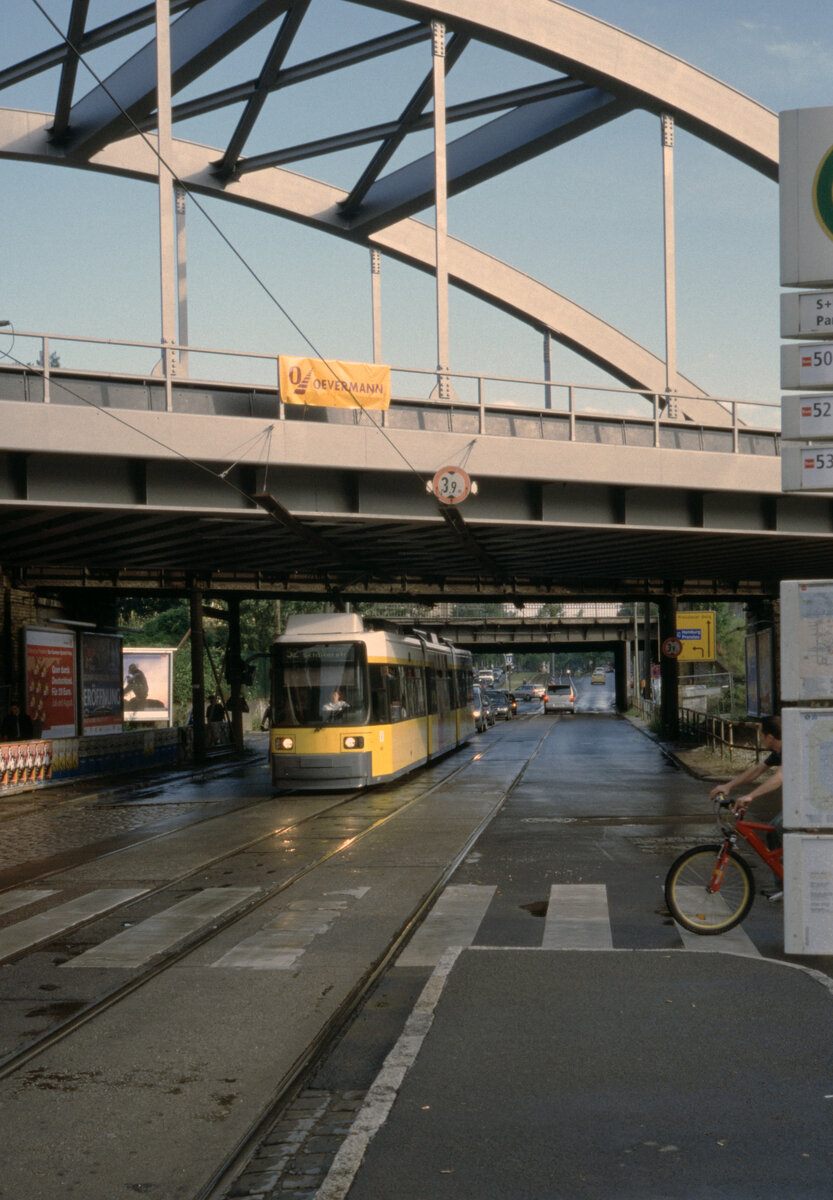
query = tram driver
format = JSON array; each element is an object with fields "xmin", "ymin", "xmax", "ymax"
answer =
[{"xmin": 322, "ymin": 688, "xmax": 348, "ymax": 720}]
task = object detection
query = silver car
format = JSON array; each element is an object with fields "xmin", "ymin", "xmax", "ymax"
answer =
[{"xmin": 544, "ymin": 681, "xmax": 576, "ymax": 714}]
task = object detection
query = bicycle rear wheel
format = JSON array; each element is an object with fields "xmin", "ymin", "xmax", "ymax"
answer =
[{"xmin": 664, "ymin": 844, "xmax": 754, "ymax": 934}]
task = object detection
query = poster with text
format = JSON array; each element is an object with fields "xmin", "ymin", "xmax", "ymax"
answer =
[
  {"xmin": 25, "ymin": 627, "xmax": 77, "ymax": 737},
  {"xmin": 81, "ymin": 632, "xmax": 124, "ymax": 735},
  {"xmin": 121, "ymin": 649, "xmax": 173, "ymax": 724}
]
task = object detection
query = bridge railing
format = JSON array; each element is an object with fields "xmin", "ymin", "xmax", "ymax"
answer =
[{"xmin": 0, "ymin": 329, "xmax": 780, "ymax": 454}]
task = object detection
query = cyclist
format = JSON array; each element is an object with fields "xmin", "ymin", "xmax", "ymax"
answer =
[{"xmin": 708, "ymin": 714, "xmax": 782, "ymax": 898}]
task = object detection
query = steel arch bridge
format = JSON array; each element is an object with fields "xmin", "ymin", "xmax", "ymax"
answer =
[{"xmin": 0, "ymin": 0, "xmax": 777, "ymax": 414}]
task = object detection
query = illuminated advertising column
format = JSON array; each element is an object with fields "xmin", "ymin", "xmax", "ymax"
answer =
[{"xmin": 24, "ymin": 627, "xmax": 77, "ymax": 737}]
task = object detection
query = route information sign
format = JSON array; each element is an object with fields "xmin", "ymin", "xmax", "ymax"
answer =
[
  {"xmin": 781, "ymin": 394, "xmax": 833, "ymax": 439},
  {"xmin": 781, "ymin": 342, "xmax": 833, "ymax": 389},
  {"xmin": 781, "ymin": 290, "xmax": 833, "ymax": 338},
  {"xmin": 780, "ymin": 580, "xmax": 833, "ymax": 701},
  {"xmin": 783, "ymin": 708, "xmax": 833, "ymax": 828},
  {"xmin": 782, "ymin": 444, "xmax": 833, "ymax": 491},
  {"xmin": 784, "ymin": 834, "xmax": 833, "ymax": 955}
]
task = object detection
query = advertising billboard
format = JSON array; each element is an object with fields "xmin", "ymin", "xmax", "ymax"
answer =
[
  {"xmin": 24, "ymin": 627, "xmax": 77, "ymax": 737},
  {"xmin": 121, "ymin": 649, "xmax": 174, "ymax": 725},
  {"xmin": 81, "ymin": 632, "xmax": 124, "ymax": 736}
]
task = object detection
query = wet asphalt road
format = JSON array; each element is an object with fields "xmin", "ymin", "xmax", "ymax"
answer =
[{"xmin": 3, "ymin": 698, "xmax": 831, "ymax": 1199}]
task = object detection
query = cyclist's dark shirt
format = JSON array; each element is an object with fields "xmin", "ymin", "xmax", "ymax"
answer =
[{"xmin": 765, "ymin": 750, "xmax": 781, "ymax": 767}]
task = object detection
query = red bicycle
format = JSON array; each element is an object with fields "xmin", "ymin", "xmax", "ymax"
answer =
[{"xmin": 664, "ymin": 795, "xmax": 783, "ymax": 934}]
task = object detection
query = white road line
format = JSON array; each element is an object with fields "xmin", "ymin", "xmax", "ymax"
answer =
[
  {"xmin": 396, "ymin": 884, "xmax": 497, "ymax": 967},
  {"xmin": 62, "ymin": 888, "xmax": 260, "ymax": 969},
  {"xmin": 314, "ymin": 946, "xmax": 462, "ymax": 1200},
  {"xmin": 0, "ymin": 889, "xmax": 57, "ymax": 916},
  {"xmin": 210, "ymin": 888, "xmax": 370, "ymax": 969},
  {"xmin": 673, "ymin": 886, "xmax": 761, "ymax": 956},
  {"xmin": 542, "ymin": 883, "xmax": 614, "ymax": 949},
  {"xmin": 0, "ymin": 889, "xmax": 148, "ymax": 963}
]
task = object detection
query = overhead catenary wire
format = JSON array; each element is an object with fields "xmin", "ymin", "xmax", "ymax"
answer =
[{"xmin": 26, "ymin": 0, "xmax": 442, "ymax": 496}]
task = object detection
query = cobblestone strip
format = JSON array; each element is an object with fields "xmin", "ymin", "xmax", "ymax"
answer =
[{"xmin": 225, "ymin": 1090, "xmax": 366, "ymax": 1199}]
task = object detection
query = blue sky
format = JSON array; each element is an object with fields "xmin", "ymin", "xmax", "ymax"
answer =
[{"xmin": 4, "ymin": 1, "xmax": 833, "ymax": 414}]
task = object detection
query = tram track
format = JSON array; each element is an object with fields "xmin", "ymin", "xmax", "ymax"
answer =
[
  {"xmin": 198, "ymin": 717, "xmax": 556, "ymax": 1200},
  {"xmin": 0, "ymin": 733, "xmax": 510, "ymax": 1084}
]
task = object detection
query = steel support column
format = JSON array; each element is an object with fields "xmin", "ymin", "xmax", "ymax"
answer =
[
  {"xmin": 431, "ymin": 20, "xmax": 451, "ymax": 400},
  {"xmin": 155, "ymin": 0, "xmax": 177, "ymax": 412},
  {"xmin": 642, "ymin": 600, "xmax": 653, "ymax": 699},
  {"xmin": 227, "ymin": 595, "xmax": 244, "ymax": 753},
  {"xmin": 175, "ymin": 183, "xmax": 189, "ymax": 375},
  {"xmin": 543, "ymin": 331, "xmax": 552, "ymax": 410},
  {"xmin": 370, "ymin": 248, "xmax": 382, "ymax": 363},
  {"xmin": 661, "ymin": 113, "xmax": 677, "ymax": 420},
  {"xmin": 659, "ymin": 594, "xmax": 679, "ymax": 739},
  {"xmin": 613, "ymin": 641, "xmax": 628, "ymax": 712},
  {"xmin": 189, "ymin": 584, "xmax": 207, "ymax": 764}
]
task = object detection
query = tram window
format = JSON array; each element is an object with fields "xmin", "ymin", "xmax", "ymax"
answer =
[
  {"xmin": 436, "ymin": 668, "xmax": 452, "ymax": 715},
  {"xmin": 369, "ymin": 664, "xmax": 390, "ymax": 724},
  {"xmin": 425, "ymin": 666, "xmax": 437, "ymax": 715},
  {"xmin": 388, "ymin": 666, "xmax": 405, "ymax": 722},
  {"xmin": 272, "ymin": 642, "xmax": 368, "ymax": 726},
  {"xmin": 403, "ymin": 666, "xmax": 426, "ymax": 719}
]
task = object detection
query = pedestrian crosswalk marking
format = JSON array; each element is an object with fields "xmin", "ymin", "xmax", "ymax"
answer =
[
  {"xmin": 0, "ymin": 889, "xmax": 148, "ymax": 963},
  {"xmin": 396, "ymin": 885, "xmax": 497, "ymax": 967},
  {"xmin": 671, "ymin": 887, "xmax": 761, "ymax": 957},
  {"xmin": 62, "ymin": 888, "xmax": 260, "ymax": 969},
  {"xmin": 542, "ymin": 883, "xmax": 614, "ymax": 949},
  {"xmin": 210, "ymin": 889, "xmax": 370, "ymax": 969},
  {"xmin": 0, "ymin": 889, "xmax": 57, "ymax": 917}
]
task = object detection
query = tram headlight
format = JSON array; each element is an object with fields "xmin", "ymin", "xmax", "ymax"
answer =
[
  {"xmin": 342, "ymin": 735, "xmax": 364, "ymax": 750},
  {"xmin": 277, "ymin": 736, "xmax": 295, "ymax": 751}
]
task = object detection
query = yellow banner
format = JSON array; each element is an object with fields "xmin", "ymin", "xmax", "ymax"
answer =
[{"xmin": 279, "ymin": 357, "xmax": 390, "ymax": 409}]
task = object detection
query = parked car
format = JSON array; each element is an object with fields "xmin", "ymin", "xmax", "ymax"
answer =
[
  {"xmin": 486, "ymin": 689, "xmax": 515, "ymax": 720},
  {"xmin": 544, "ymin": 681, "xmax": 576, "ymax": 714},
  {"xmin": 472, "ymin": 684, "xmax": 488, "ymax": 732},
  {"xmin": 513, "ymin": 683, "xmax": 536, "ymax": 701},
  {"xmin": 591, "ymin": 669, "xmax": 606, "ymax": 685}
]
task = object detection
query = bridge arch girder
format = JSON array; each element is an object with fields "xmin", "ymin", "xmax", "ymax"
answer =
[
  {"xmin": 0, "ymin": 1, "xmax": 780, "ymax": 419},
  {"xmin": 0, "ymin": 107, "xmax": 714, "ymax": 413}
]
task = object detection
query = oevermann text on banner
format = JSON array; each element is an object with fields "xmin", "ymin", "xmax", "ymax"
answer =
[{"xmin": 279, "ymin": 357, "xmax": 390, "ymax": 409}]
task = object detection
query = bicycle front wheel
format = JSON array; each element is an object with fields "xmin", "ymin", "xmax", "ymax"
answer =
[{"xmin": 664, "ymin": 844, "xmax": 754, "ymax": 935}]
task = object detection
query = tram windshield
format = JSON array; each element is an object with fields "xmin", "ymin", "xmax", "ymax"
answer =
[{"xmin": 272, "ymin": 642, "xmax": 368, "ymax": 726}]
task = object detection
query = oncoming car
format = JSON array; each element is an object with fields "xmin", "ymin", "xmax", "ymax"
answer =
[
  {"xmin": 544, "ymin": 681, "xmax": 576, "ymax": 714},
  {"xmin": 486, "ymin": 690, "xmax": 515, "ymax": 720},
  {"xmin": 591, "ymin": 669, "xmax": 606, "ymax": 685},
  {"xmin": 472, "ymin": 684, "xmax": 489, "ymax": 733}
]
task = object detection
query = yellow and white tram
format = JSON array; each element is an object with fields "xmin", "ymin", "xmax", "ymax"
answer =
[{"xmin": 269, "ymin": 612, "xmax": 476, "ymax": 789}]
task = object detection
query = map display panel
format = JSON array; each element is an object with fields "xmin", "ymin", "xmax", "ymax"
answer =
[
  {"xmin": 783, "ymin": 708, "xmax": 833, "ymax": 828},
  {"xmin": 780, "ymin": 580, "xmax": 833, "ymax": 700}
]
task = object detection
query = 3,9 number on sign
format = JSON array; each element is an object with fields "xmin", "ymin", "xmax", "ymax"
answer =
[{"xmin": 431, "ymin": 466, "xmax": 471, "ymax": 505}]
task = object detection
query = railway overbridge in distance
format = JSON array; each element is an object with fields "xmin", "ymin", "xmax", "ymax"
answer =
[{"xmin": 0, "ymin": 2, "xmax": 826, "ymax": 740}]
